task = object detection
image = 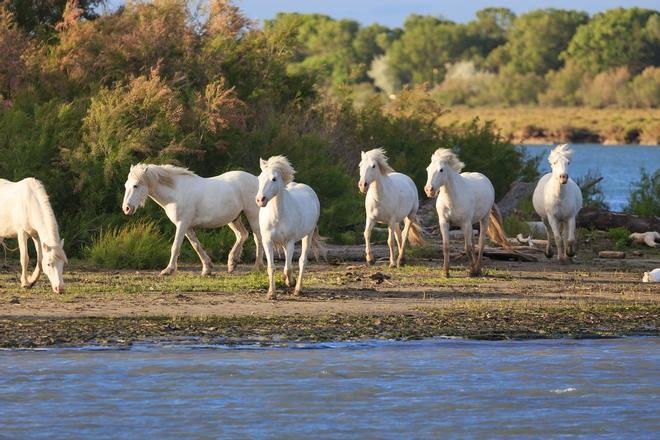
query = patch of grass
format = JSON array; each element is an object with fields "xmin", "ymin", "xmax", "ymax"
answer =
[{"xmin": 85, "ymin": 221, "xmax": 170, "ymax": 270}]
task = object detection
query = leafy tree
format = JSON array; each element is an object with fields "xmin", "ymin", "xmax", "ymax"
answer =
[
  {"xmin": 496, "ymin": 8, "xmax": 588, "ymax": 75},
  {"xmin": 563, "ymin": 8, "xmax": 660, "ymax": 74}
]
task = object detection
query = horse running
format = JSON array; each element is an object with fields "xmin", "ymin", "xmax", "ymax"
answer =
[
  {"xmin": 532, "ymin": 144, "xmax": 583, "ymax": 263},
  {"xmin": 424, "ymin": 148, "xmax": 509, "ymax": 277},
  {"xmin": 122, "ymin": 164, "xmax": 263, "ymax": 275},
  {"xmin": 0, "ymin": 178, "xmax": 67, "ymax": 293},
  {"xmin": 256, "ymin": 156, "xmax": 321, "ymax": 299},
  {"xmin": 358, "ymin": 148, "xmax": 423, "ymax": 267}
]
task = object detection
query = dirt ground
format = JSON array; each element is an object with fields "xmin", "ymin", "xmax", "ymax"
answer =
[{"xmin": 0, "ymin": 241, "xmax": 658, "ymax": 347}]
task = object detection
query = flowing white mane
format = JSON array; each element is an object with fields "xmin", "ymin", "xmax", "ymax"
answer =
[
  {"xmin": 129, "ymin": 163, "xmax": 196, "ymax": 189},
  {"xmin": 432, "ymin": 148, "xmax": 465, "ymax": 172},
  {"xmin": 262, "ymin": 155, "xmax": 296, "ymax": 184},
  {"xmin": 26, "ymin": 179, "xmax": 65, "ymax": 258},
  {"xmin": 548, "ymin": 144, "xmax": 574, "ymax": 163},
  {"xmin": 361, "ymin": 148, "xmax": 394, "ymax": 175}
]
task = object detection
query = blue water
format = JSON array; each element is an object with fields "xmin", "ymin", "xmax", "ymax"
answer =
[
  {"xmin": 1, "ymin": 337, "xmax": 658, "ymax": 438},
  {"xmin": 523, "ymin": 144, "xmax": 660, "ymax": 212}
]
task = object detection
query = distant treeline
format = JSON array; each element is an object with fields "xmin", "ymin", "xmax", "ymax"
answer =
[{"xmin": 265, "ymin": 7, "xmax": 659, "ymax": 107}]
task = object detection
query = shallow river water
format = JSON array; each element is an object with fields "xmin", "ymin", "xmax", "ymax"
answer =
[{"xmin": 1, "ymin": 337, "xmax": 658, "ymax": 438}]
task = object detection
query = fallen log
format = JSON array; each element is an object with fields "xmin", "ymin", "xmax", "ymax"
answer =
[
  {"xmin": 577, "ymin": 208, "xmax": 660, "ymax": 233},
  {"xmin": 598, "ymin": 251, "xmax": 626, "ymax": 259}
]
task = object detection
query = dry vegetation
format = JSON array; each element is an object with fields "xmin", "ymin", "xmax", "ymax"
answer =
[{"xmin": 441, "ymin": 106, "xmax": 660, "ymax": 145}]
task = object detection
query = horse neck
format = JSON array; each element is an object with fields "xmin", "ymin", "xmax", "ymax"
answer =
[
  {"xmin": 267, "ymin": 184, "xmax": 292, "ymax": 220},
  {"xmin": 549, "ymin": 175, "xmax": 567, "ymax": 200},
  {"xmin": 438, "ymin": 168, "xmax": 461, "ymax": 205},
  {"xmin": 147, "ymin": 179, "xmax": 178, "ymax": 207},
  {"xmin": 370, "ymin": 171, "xmax": 392, "ymax": 202},
  {"xmin": 28, "ymin": 191, "xmax": 60, "ymax": 245}
]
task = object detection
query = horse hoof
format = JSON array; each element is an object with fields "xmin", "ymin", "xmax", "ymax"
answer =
[
  {"xmin": 366, "ymin": 259, "xmax": 374, "ymax": 266},
  {"xmin": 544, "ymin": 250, "xmax": 553, "ymax": 259},
  {"xmin": 444, "ymin": 272, "xmax": 450, "ymax": 278},
  {"xmin": 266, "ymin": 291, "xmax": 276, "ymax": 300},
  {"xmin": 159, "ymin": 269, "xmax": 174, "ymax": 276},
  {"xmin": 201, "ymin": 269, "xmax": 212, "ymax": 276},
  {"xmin": 389, "ymin": 263, "xmax": 396, "ymax": 268},
  {"xmin": 227, "ymin": 265, "xmax": 236, "ymax": 274},
  {"xmin": 293, "ymin": 288, "xmax": 302, "ymax": 296}
]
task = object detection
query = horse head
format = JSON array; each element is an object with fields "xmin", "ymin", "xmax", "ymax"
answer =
[
  {"xmin": 549, "ymin": 144, "xmax": 574, "ymax": 185},
  {"xmin": 42, "ymin": 239, "xmax": 67, "ymax": 294}
]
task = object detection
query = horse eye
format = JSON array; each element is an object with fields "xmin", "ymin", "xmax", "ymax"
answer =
[
  {"xmin": 371, "ymin": 165, "xmax": 376, "ymax": 169},
  {"xmin": 440, "ymin": 168, "xmax": 444, "ymax": 172},
  {"xmin": 133, "ymin": 184, "xmax": 138, "ymax": 189},
  {"xmin": 272, "ymin": 177, "xmax": 276, "ymax": 182}
]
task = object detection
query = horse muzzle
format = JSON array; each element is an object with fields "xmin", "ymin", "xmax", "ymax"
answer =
[
  {"xmin": 424, "ymin": 185, "xmax": 436, "ymax": 197},
  {"xmin": 123, "ymin": 205, "xmax": 135, "ymax": 215},
  {"xmin": 559, "ymin": 174, "xmax": 569, "ymax": 184},
  {"xmin": 256, "ymin": 196, "xmax": 268, "ymax": 207},
  {"xmin": 358, "ymin": 180, "xmax": 368, "ymax": 194}
]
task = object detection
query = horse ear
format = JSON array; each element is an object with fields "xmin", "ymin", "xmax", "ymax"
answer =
[
  {"xmin": 60, "ymin": 239, "xmax": 65, "ymax": 247},
  {"xmin": 259, "ymin": 158, "xmax": 267, "ymax": 171},
  {"xmin": 361, "ymin": 151, "xmax": 366, "ymax": 159}
]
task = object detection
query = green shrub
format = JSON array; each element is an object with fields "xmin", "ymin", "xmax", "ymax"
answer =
[
  {"xmin": 626, "ymin": 168, "xmax": 660, "ymax": 217},
  {"xmin": 576, "ymin": 170, "xmax": 608, "ymax": 209},
  {"xmin": 86, "ymin": 221, "xmax": 170, "ymax": 269},
  {"xmin": 503, "ymin": 216, "xmax": 532, "ymax": 237},
  {"xmin": 607, "ymin": 227, "xmax": 630, "ymax": 251}
]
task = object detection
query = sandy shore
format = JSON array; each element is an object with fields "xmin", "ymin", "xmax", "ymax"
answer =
[{"xmin": 1, "ymin": 244, "xmax": 658, "ymax": 347}]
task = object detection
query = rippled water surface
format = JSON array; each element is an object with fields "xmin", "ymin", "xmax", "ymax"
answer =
[
  {"xmin": 1, "ymin": 338, "xmax": 658, "ymax": 438},
  {"xmin": 523, "ymin": 144, "xmax": 660, "ymax": 211}
]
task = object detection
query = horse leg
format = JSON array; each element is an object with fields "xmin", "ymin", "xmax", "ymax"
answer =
[
  {"xmin": 364, "ymin": 217, "xmax": 375, "ymax": 265},
  {"xmin": 399, "ymin": 217, "xmax": 413, "ymax": 266},
  {"xmin": 26, "ymin": 235, "xmax": 43, "ymax": 286},
  {"xmin": 440, "ymin": 221, "xmax": 450, "ymax": 278},
  {"xmin": 185, "ymin": 229, "xmax": 213, "ymax": 276},
  {"xmin": 244, "ymin": 211, "xmax": 264, "ymax": 271},
  {"xmin": 541, "ymin": 217, "xmax": 554, "ymax": 259},
  {"xmin": 161, "ymin": 223, "xmax": 187, "ymax": 276},
  {"xmin": 227, "ymin": 219, "xmax": 249, "ymax": 273},
  {"xmin": 264, "ymin": 240, "xmax": 276, "ymax": 299},
  {"xmin": 294, "ymin": 235, "xmax": 310, "ymax": 296},
  {"xmin": 282, "ymin": 241, "xmax": 295, "ymax": 288},
  {"xmin": 463, "ymin": 222, "xmax": 477, "ymax": 276},
  {"xmin": 387, "ymin": 224, "xmax": 396, "ymax": 268},
  {"xmin": 474, "ymin": 217, "xmax": 489, "ymax": 276},
  {"xmin": 18, "ymin": 231, "xmax": 31, "ymax": 288},
  {"xmin": 392, "ymin": 222, "xmax": 404, "ymax": 267},
  {"xmin": 566, "ymin": 217, "xmax": 577, "ymax": 259},
  {"xmin": 547, "ymin": 216, "xmax": 566, "ymax": 264}
]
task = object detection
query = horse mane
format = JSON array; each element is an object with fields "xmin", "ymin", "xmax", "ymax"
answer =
[
  {"xmin": 432, "ymin": 148, "xmax": 465, "ymax": 172},
  {"xmin": 362, "ymin": 148, "xmax": 394, "ymax": 175},
  {"xmin": 262, "ymin": 155, "xmax": 296, "ymax": 184},
  {"xmin": 25, "ymin": 179, "xmax": 66, "ymax": 260},
  {"xmin": 548, "ymin": 144, "xmax": 574, "ymax": 163},
  {"xmin": 129, "ymin": 163, "xmax": 196, "ymax": 189}
]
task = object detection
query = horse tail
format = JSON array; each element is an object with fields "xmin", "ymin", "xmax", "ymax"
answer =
[
  {"xmin": 311, "ymin": 226, "xmax": 328, "ymax": 262},
  {"xmin": 487, "ymin": 204, "xmax": 512, "ymax": 249},
  {"xmin": 406, "ymin": 216, "xmax": 425, "ymax": 246}
]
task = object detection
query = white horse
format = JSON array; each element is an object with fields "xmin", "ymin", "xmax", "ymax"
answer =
[
  {"xmin": 122, "ymin": 164, "xmax": 263, "ymax": 275},
  {"xmin": 424, "ymin": 149, "xmax": 510, "ymax": 277},
  {"xmin": 0, "ymin": 178, "xmax": 67, "ymax": 293},
  {"xmin": 358, "ymin": 148, "xmax": 423, "ymax": 267},
  {"xmin": 256, "ymin": 156, "xmax": 320, "ymax": 299},
  {"xmin": 532, "ymin": 144, "xmax": 583, "ymax": 263}
]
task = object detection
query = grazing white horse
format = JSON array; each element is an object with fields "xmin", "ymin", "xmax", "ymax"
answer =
[
  {"xmin": 0, "ymin": 178, "xmax": 67, "ymax": 293},
  {"xmin": 256, "ymin": 156, "xmax": 320, "ymax": 299},
  {"xmin": 424, "ymin": 149, "xmax": 510, "ymax": 277},
  {"xmin": 358, "ymin": 148, "xmax": 424, "ymax": 267},
  {"xmin": 533, "ymin": 144, "xmax": 583, "ymax": 263},
  {"xmin": 122, "ymin": 164, "xmax": 263, "ymax": 275}
]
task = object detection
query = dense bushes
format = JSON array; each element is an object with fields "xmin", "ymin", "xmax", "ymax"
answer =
[{"xmin": 0, "ymin": 0, "xmax": 538, "ymax": 263}]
